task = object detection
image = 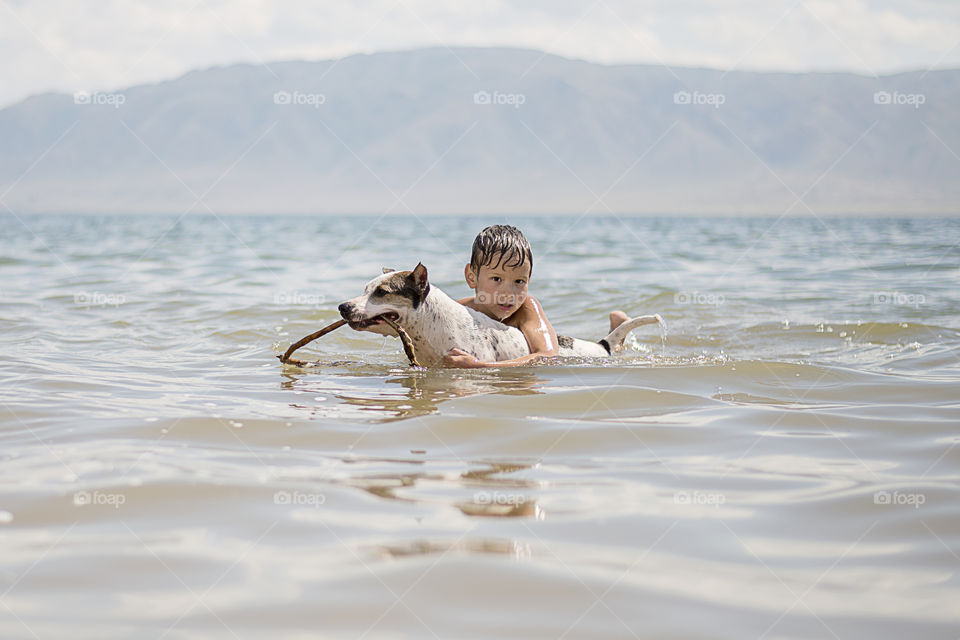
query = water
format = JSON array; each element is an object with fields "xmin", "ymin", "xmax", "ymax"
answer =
[{"xmin": 1, "ymin": 213, "xmax": 959, "ymax": 639}]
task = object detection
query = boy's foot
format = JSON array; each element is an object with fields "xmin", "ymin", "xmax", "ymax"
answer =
[{"xmin": 609, "ymin": 310, "xmax": 628, "ymax": 332}]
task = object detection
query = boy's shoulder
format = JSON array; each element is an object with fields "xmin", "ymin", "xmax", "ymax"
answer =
[{"xmin": 504, "ymin": 295, "xmax": 549, "ymax": 328}]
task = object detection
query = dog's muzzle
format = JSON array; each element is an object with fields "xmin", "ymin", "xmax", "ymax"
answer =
[{"xmin": 338, "ymin": 302, "xmax": 399, "ymax": 329}]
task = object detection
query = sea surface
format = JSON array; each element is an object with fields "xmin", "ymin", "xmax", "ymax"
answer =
[{"xmin": 1, "ymin": 213, "xmax": 959, "ymax": 639}]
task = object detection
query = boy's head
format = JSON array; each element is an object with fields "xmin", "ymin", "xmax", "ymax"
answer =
[
  {"xmin": 464, "ymin": 225, "xmax": 534, "ymax": 320},
  {"xmin": 468, "ymin": 225, "xmax": 533, "ymax": 276}
]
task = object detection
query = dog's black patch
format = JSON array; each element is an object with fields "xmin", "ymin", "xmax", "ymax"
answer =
[
  {"xmin": 598, "ymin": 339, "xmax": 611, "ymax": 355},
  {"xmin": 376, "ymin": 272, "xmax": 428, "ymax": 309},
  {"xmin": 400, "ymin": 277, "xmax": 427, "ymax": 309},
  {"xmin": 558, "ymin": 335, "xmax": 574, "ymax": 348}
]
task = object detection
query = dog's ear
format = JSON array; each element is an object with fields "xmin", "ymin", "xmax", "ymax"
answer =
[
  {"xmin": 411, "ymin": 262, "xmax": 430, "ymax": 294},
  {"xmin": 382, "ymin": 267, "xmax": 395, "ymax": 274}
]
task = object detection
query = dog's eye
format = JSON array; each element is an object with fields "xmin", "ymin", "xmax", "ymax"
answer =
[{"xmin": 373, "ymin": 287, "xmax": 387, "ymax": 296}]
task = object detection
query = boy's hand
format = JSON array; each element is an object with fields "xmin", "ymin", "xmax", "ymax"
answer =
[{"xmin": 444, "ymin": 348, "xmax": 484, "ymax": 368}]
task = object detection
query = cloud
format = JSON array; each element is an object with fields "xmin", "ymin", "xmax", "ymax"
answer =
[{"xmin": 1, "ymin": 0, "xmax": 958, "ymax": 107}]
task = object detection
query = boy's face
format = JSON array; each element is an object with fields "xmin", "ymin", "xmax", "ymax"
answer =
[{"xmin": 464, "ymin": 259, "xmax": 531, "ymax": 321}]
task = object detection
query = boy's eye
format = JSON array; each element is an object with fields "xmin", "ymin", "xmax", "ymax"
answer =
[
  {"xmin": 491, "ymin": 277, "xmax": 501, "ymax": 282},
  {"xmin": 515, "ymin": 279, "xmax": 526, "ymax": 285}
]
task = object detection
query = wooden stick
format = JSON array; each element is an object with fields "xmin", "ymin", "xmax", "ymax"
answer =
[
  {"xmin": 278, "ymin": 316, "xmax": 422, "ymax": 368},
  {"xmin": 277, "ymin": 319, "xmax": 347, "ymax": 365},
  {"xmin": 381, "ymin": 317, "xmax": 422, "ymax": 368}
]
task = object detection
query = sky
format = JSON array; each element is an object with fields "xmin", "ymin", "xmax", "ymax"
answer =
[{"xmin": 2, "ymin": 0, "xmax": 959, "ymax": 108}]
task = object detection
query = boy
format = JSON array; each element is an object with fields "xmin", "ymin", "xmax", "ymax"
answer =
[{"xmin": 444, "ymin": 225, "xmax": 628, "ymax": 368}]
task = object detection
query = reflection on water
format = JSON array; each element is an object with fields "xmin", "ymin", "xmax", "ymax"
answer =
[
  {"xmin": 344, "ymin": 459, "xmax": 545, "ymax": 519},
  {"xmin": 282, "ymin": 366, "xmax": 545, "ymax": 421},
  {"xmin": 373, "ymin": 538, "xmax": 535, "ymax": 560},
  {"xmin": 456, "ymin": 498, "xmax": 543, "ymax": 518}
]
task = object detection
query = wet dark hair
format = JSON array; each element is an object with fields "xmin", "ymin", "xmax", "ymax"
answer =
[{"xmin": 469, "ymin": 225, "xmax": 533, "ymax": 276}]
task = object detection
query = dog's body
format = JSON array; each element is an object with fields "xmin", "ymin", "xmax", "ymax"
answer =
[{"xmin": 338, "ymin": 264, "xmax": 660, "ymax": 367}]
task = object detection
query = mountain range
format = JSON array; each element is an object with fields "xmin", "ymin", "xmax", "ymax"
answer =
[{"xmin": 1, "ymin": 47, "xmax": 957, "ymax": 214}]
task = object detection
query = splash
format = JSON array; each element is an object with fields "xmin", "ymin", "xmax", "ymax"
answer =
[{"xmin": 655, "ymin": 313, "xmax": 667, "ymax": 355}]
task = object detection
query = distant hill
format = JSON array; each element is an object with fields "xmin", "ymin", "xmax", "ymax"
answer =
[{"xmin": 1, "ymin": 47, "xmax": 957, "ymax": 214}]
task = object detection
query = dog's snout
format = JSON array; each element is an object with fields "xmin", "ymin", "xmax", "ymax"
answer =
[{"xmin": 338, "ymin": 302, "xmax": 353, "ymax": 318}]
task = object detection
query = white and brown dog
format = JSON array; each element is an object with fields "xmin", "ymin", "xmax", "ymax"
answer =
[{"xmin": 337, "ymin": 263, "xmax": 660, "ymax": 367}]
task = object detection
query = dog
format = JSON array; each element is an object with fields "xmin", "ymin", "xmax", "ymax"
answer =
[{"xmin": 337, "ymin": 263, "xmax": 660, "ymax": 367}]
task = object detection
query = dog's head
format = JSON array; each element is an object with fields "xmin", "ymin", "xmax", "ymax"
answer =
[{"xmin": 337, "ymin": 263, "xmax": 430, "ymax": 334}]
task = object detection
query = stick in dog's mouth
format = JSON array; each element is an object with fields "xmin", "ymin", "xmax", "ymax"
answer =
[
  {"xmin": 348, "ymin": 312, "xmax": 400, "ymax": 329},
  {"xmin": 279, "ymin": 314, "xmax": 420, "ymax": 368}
]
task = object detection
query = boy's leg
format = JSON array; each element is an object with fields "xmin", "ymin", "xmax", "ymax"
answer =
[{"xmin": 609, "ymin": 310, "xmax": 628, "ymax": 332}]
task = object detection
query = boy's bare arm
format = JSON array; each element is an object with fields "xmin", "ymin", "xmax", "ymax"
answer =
[{"xmin": 516, "ymin": 296, "xmax": 559, "ymax": 357}]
